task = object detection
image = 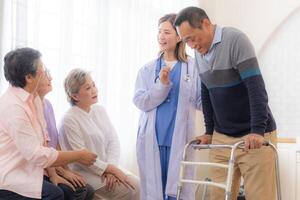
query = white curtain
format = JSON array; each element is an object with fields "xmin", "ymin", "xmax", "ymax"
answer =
[{"xmin": 0, "ymin": 0, "xmax": 199, "ymax": 173}]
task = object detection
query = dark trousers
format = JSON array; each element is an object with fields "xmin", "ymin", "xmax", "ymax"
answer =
[
  {"xmin": 44, "ymin": 176, "xmax": 94, "ymax": 200},
  {"xmin": 0, "ymin": 176, "xmax": 94, "ymax": 200},
  {"xmin": 0, "ymin": 177, "xmax": 64, "ymax": 200},
  {"xmin": 58, "ymin": 183, "xmax": 94, "ymax": 200}
]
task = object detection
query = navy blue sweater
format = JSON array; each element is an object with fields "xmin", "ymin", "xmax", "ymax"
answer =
[{"xmin": 196, "ymin": 27, "xmax": 276, "ymax": 137}]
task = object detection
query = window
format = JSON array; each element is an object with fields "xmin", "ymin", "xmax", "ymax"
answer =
[{"xmin": 0, "ymin": 0, "xmax": 198, "ymax": 171}]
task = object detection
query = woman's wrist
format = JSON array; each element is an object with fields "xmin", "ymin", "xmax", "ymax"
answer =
[
  {"xmin": 56, "ymin": 166, "xmax": 66, "ymax": 177},
  {"xmin": 75, "ymin": 150, "xmax": 84, "ymax": 161},
  {"xmin": 105, "ymin": 164, "xmax": 116, "ymax": 174},
  {"xmin": 48, "ymin": 169, "xmax": 59, "ymax": 178}
]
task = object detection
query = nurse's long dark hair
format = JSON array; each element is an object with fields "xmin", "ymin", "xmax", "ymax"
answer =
[{"xmin": 158, "ymin": 13, "xmax": 188, "ymax": 63}]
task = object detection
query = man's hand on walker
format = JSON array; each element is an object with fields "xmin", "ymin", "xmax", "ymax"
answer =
[
  {"xmin": 195, "ymin": 134, "xmax": 212, "ymax": 145},
  {"xmin": 243, "ymin": 133, "xmax": 265, "ymax": 152}
]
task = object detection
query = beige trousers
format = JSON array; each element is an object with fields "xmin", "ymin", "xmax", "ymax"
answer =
[
  {"xmin": 209, "ymin": 131, "xmax": 277, "ymax": 200},
  {"xmin": 93, "ymin": 174, "xmax": 140, "ymax": 200}
]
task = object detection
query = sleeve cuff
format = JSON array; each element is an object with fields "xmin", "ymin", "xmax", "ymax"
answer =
[
  {"xmin": 90, "ymin": 159, "xmax": 108, "ymax": 176},
  {"xmin": 45, "ymin": 147, "xmax": 59, "ymax": 168},
  {"xmin": 26, "ymin": 145, "xmax": 58, "ymax": 168},
  {"xmin": 250, "ymin": 128, "xmax": 265, "ymax": 136},
  {"xmin": 205, "ymin": 127, "xmax": 214, "ymax": 135}
]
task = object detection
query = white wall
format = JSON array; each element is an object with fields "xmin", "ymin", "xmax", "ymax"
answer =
[{"xmin": 199, "ymin": 0, "xmax": 300, "ymax": 53}]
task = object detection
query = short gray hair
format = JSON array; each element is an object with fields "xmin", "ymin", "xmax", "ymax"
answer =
[
  {"xmin": 64, "ymin": 68, "xmax": 90, "ymax": 106},
  {"xmin": 4, "ymin": 47, "xmax": 41, "ymax": 88}
]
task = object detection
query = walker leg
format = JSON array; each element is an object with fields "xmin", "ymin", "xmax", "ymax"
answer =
[
  {"xmin": 176, "ymin": 185, "xmax": 182, "ymax": 200},
  {"xmin": 269, "ymin": 143, "xmax": 282, "ymax": 200},
  {"xmin": 201, "ymin": 178, "xmax": 211, "ymax": 200}
]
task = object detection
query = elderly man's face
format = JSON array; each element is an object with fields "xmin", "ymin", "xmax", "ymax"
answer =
[{"xmin": 177, "ymin": 20, "xmax": 213, "ymax": 55}]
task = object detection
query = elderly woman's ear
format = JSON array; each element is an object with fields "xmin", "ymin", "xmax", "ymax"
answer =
[
  {"xmin": 25, "ymin": 74, "xmax": 35, "ymax": 84},
  {"xmin": 71, "ymin": 95, "xmax": 79, "ymax": 103}
]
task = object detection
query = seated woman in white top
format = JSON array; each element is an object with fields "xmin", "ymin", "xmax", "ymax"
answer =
[{"xmin": 59, "ymin": 68, "xmax": 140, "ymax": 200}]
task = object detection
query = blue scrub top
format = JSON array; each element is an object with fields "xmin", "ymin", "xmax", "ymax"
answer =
[{"xmin": 155, "ymin": 59, "xmax": 182, "ymax": 146}]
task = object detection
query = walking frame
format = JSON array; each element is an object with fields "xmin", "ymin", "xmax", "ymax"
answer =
[{"xmin": 176, "ymin": 140, "xmax": 282, "ymax": 200}]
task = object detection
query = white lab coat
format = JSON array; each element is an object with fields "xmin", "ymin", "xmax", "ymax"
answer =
[{"xmin": 133, "ymin": 57, "xmax": 201, "ymax": 200}]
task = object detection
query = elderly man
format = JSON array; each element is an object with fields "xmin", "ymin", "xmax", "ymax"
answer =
[{"xmin": 175, "ymin": 7, "xmax": 277, "ymax": 200}]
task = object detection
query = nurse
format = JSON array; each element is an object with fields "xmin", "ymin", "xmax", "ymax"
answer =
[{"xmin": 133, "ymin": 13, "xmax": 201, "ymax": 200}]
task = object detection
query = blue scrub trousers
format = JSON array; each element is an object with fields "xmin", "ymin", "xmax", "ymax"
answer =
[{"xmin": 159, "ymin": 146, "xmax": 177, "ymax": 200}]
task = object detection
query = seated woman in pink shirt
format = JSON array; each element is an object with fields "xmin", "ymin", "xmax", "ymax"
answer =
[
  {"xmin": 37, "ymin": 67, "xmax": 94, "ymax": 200},
  {"xmin": 0, "ymin": 48, "xmax": 97, "ymax": 200}
]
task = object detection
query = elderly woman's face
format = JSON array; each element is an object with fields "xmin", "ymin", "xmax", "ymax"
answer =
[
  {"xmin": 37, "ymin": 68, "xmax": 52, "ymax": 97},
  {"xmin": 26, "ymin": 59, "xmax": 47, "ymax": 94},
  {"xmin": 73, "ymin": 75, "xmax": 98, "ymax": 106}
]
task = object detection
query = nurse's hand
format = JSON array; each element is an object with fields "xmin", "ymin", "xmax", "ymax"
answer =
[
  {"xmin": 195, "ymin": 134, "xmax": 212, "ymax": 144},
  {"xmin": 159, "ymin": 66, "xmax": 171, "ymax": 85}
]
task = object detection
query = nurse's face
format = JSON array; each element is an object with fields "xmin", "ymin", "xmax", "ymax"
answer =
[
  {"xmin": 73, "ymin": 75, "xmax": 98, "ymax": 107},
  {"xmin": 157, "ymin": 21, "xmax": 181, "ymax": 53}
]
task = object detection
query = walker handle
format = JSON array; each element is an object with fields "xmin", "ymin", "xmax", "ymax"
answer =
[
  {"xmin": 188, "ymin": 139, "xmax": 270, "ymax": 150},
  {"xmin": 237, "ymin": 140, "xmax": 270, "ymax": 149}
]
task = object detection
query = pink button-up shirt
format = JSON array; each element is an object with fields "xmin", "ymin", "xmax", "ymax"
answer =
[{"xmin": 0, "ymin": 86, "xmax": 58, "ymax": 198}]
